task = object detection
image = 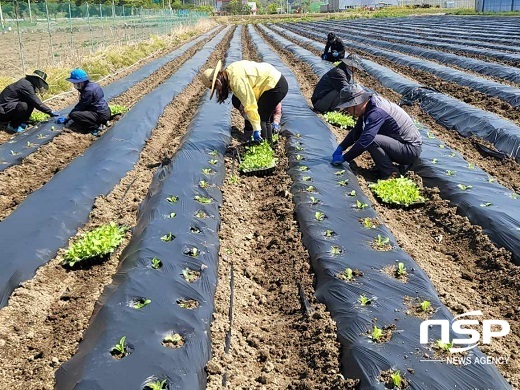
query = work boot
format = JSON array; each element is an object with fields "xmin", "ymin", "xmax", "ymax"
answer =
[{"xmin": 7, "ymin": 123, "xmax": 24, "ymax": 133}]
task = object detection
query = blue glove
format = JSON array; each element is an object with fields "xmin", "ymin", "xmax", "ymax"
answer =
[
  {"xmin": 56, "ymin": 116, "xmax": 68, "ymax": 124},
  {"xmin": 272, "ymin": 123, "xmax": 280, "ymax": 133},
  {"xmin": 331, "ymin": 146, "xmax": 344, "ymax": 165},
  {"xmin": 50, "ymin": 111, "xmax": 60, "ymax": 117},
  {"xmin": 332, "ymin": 51, "xmax": 339, "ymax": 58},
  {"xmin": 253, "ymin": 130, "xmax": 262, "ymax": 141},
  {"xmin": 321, "ymin": 54, "xmax": 328, "ymax": 60}
]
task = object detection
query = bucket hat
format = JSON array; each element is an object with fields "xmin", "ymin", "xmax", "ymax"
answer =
[
  {"xmin": 341, "ymin": 54, "xmax": 363, "ymax": 70},
  {"xmin": 202, "ymin": 60, "xmax": 223, "ymax": 100},
  {"xmin": 26, "ymin": 70, "xmax": 49, "ymax": 90},
  {"xmin": 66, "ymin": 68, "xmax": 89, "ymax": 83},
  {"xmin": 327, "ymin": 32, "xmax": 335, "ymax": 42},
  {"xmin": 336, "ymin": 83, "xmax": 372, "ymax": 110}
]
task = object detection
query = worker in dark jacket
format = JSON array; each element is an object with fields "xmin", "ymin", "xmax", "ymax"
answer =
[
  {"xmin": 0, "ymin": 70, "xmax": 60, "ymax": 133},
  {"xmin": 56, "ymin": 68, "xmax": 110, "ymax": 135},
  {"xmin": 331, "ymin": 83, "xmax": 422, "ymax": 179},
  {"xmin": 312, "ymin": 54, "xmax": 362, "ymax": 113},
  {"xmin": 322, "ymin": 32, "xmax": 345, "ymax": 62}
]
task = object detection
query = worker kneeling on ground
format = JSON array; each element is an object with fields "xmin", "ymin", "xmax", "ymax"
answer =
[{"xmin": 331, "ymin": 83, "xmax": 422, "ymax": 179}]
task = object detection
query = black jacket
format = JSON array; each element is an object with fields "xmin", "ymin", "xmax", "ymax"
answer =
[
  {"xmin": 0, "ymin": 78, "xmax": 53, "ymax": 115},
  {"xmin": 323, "ymin": 37, "xmax": 345, "ymax": 57},
  {"xmin": 311, "ymin": 63, "xmax": 354, "ymax": 104}
]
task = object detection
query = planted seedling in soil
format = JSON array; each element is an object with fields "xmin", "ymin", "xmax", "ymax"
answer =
[
  {"xmin": 335, "ymin": 169, "xmax": 345, "ymax": 176},
  {"xmin": 445, "ymin": 169, "xmax": 456, "ymax": 176},
  {"xmin": 209, "ymin": 149, "xmax": 218, "ymax": 156},
  {"xmin": 182, "ymin": 268, "xmax": 201, "ymax": 283},
  {"xmin": 330, "ymin": 245, "xmax": 342, "ymax": 255},
  {"xmin": 480, "ymin": 202, "xmax": 492, "ymax": 207},
  {"xmin": 372, "ymin": 235, "xmax": 392, "ymax": 251},
  {"xmin": 359, "ymin": 294, "xmax": 372, "ymax": 306},
  {"xmin": 420, "ymin": 300, "xmax": 431, "ymax": 312},
  {"xmin": 194, "ymin": 195, "xmax": 212, "ymax": 204},
  {"xmin": 132, "ymin": 298, "xmax": 151, "ymax": 309},
  {"xmin": 162, "ymin": 333, "xmax": 184, "ymax": 349},
  {"xmin": 338, "ymin": 180, "xmax": 348, "ymax": 186},
  {"xmin": 404, "ymin": 297, "xmax": 434, "ymax": 319},
  {"xmin": 166, "ymin": 195, "xmax": 179, "ymax": 203},
  {"xmin": 314, "ymin": 211, "xmax": 325, "ymax": 221},
  {"xmin": 209, "ymin": 159, "xmax": 218, "ymax": 165},
  {"xmin": 370, "ymin": 325, "xmax": 384, "ymax": 342},
  {"xmin": 395, "ymin": 262, "xmax": 407, "ymax": 278},
  {"xmin": 305, "ymin": 185, "xmax": 316, "ymax": 193},
  {"xmin": 296, "ymin": 154, "xmax": 304, "ymax": 161},
  {"xmin": 166, "ymin": 212, "xmax": 176, "ymax": 219},
  {"xmin": 295, "ymin": 142, "xmax": 303, "ymax": 151},
  {"xmin": 177, "ymin": 299, "xmax": 200, "ymax": 309},
  {"xmin": 337, "ymin": 267, "xmax": 363, "ymax": 282},
  {"xmin": 184, "ymin": 247, "xmax": 199, "ymax": 257},
  {"xmin": 369, "ymin": 177, "xmax": 425, "ymax": 207},
  {"xmin": 355, "ymin": 200, "xmax": 369, "ymax": 210},
  {"xmin": 10, "ymin": 150, "xmax": 20, "ymax": 156},
  {"xmin": 111, "ymin": 336, "xmax": 129, "ymax": 359},
  {"xmin": 190, "ymin": 226, "xmax": 201, "ymax": 234},
  {"xmin": 348, "ymin": 190, "xmax": 356, "ymax": 196},
  {"xmin": 160, "ymin": 233, "xmax": 175, "ymax": 242},
  {"xmin": 324, "ymin": 229, "xmax": 336, "ymax": 237},
  {"xmin": 229, "ymin": 175, "xmax": 240, "ymax": 184},
  {"xmin": 368, "ymin": 324, "xmax": 395, "ymax": 343},
  {"xmin": 322, "ymin": 111, "xmax": 355, "ymax": 128},
  {"xmin": 63, "ymin": 222, "xmax": 127, "ymax": 267},
  {"xmin": 380, "ymin": 369, "xmax": 409, "ymax": 389},
  {"xmin": 432, "ymin": 158, "xmax": 438, "ymax": 164},
  {"xmin": 457, "ymin": 184, "xmax": 472, "ymax": 191},
  {"xmin": 37, "ymin": 133, "xmax": 47, "ymax": 139},
  {"xmin": 309, "ymin": 196, "xmax": 319, "ymax": 205},
  {"xmin": 302, "ymin": 176, "xmax": 312, "ymax": 181},
  {"xmin": 151, "ymin": 257, "xmax": 162, "ymax": 269},
  {"xmin": 199, "ymin": 180, "xmax": 210, "ymax": 188},
  {"xmin": 360, "ymin": 217, "xmax": 379, "ymax": 229},
  {"xmin": 435, "ymin": 339, "xmax": 453, "ymax": 353},
  {"xmin": 195, "ymin": 210, "xmax": 208, "ymax": 219},
  {"xmin": 202, "ymin": 168, "xmax": 214, "ymax": 175},
  {"xmin": 239, "ymin": 141, "xmax": 277, "ymax": 173},
  {"xmin": 299, "ymin": 165, "xmax": 309, "ymax": 172},
  {"xmin": 144, "ymin": 379, "xmax": 168, "ymax": 390}
]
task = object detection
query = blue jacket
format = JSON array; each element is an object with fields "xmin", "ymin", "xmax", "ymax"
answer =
[{"xmin": 71, "ymin": 81, "xmax": 110, "ymax": 119}]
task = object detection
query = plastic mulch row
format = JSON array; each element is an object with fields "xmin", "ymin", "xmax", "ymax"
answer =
[{"xmin": 248, "ymin": 24, "xmax": 510, "ymax": 388}]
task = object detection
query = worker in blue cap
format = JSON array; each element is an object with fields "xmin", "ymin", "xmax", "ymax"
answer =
[{"xmin": 56, "ymin": 68, "xmax": 110, "ymax": 136}]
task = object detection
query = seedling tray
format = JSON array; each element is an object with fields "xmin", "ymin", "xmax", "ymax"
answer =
[
  {"xmin": 372, "ymin": 193, "xmax": 426, "ymax": 210},
  {"xmin": 232, "ymin": 141, "xmax": 277, "ymax": 177}
]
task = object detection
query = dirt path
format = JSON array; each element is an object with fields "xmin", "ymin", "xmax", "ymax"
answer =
[{"xmin": 257, "ymin": 24, "xmax": 520, "ymax": 388}]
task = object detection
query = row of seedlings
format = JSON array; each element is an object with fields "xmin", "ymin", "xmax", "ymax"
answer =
[
  {"xmin": 281, "ymin": 23, "xmax": 520, "ymax": 162},
  {"xmin": 0, "ymin": 26, "xmax": 221, "ymax": 171},
  {"xmin": 248, "ymin": 24, "xmax": 510, "ymax": 388},
  {"xmin": 0, "ymin": 27, "xmax": 231, "ymax": 308},
  {"xmin": 262, "ymin": 24, "xmax": 520, "ymax": 264},
  {"xmin": 55, "ymin": 27, "xmax": 242, "ymax": 389}
]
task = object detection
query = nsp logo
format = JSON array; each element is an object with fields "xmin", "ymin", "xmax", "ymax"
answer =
[{"xmin": 420, "ymin": 310, "xmax": 510, "ymax": 353}]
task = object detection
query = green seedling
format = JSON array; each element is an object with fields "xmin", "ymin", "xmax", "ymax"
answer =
[
  {"xmin": 185, "ymin": 247, "xmax": 199, "ymax": 257},
  {"xmin": 371, "ymin": 326, "xmax": 383, "ymax": 341},
  {"xmin": 199, "ymin": 180, "xmax": 209, "ymax": 188},
  {"xmin": 457, "ymin": 184, "xmax": 472, "ymax": 191},
  {"xmin": 306, "ymin": 185, "xmax": 316, "ymax": 192},
  {"xmin": 359, "ymin": 294, "xmax": 371, "ymax": 306},
  {"xmin": 299, "ymin": 165, "xmax": 309, "ymax": 172},
  {"xmin": 310, "ymin": 196, "xmax": 319, "ymax": 205},
  {"xmin": 426, "ymin": 131, "xmax": 435, "ymax": 139},
  {"xmin": 432, "ymin": 158, "xmax": 438, "ymax": 164},
  {"xmin": 362, "ymin": 218, "xmax": 375, "ymax": 228},
  {"xmin": 229, "ymin": 175, "xmax": 240, "ymax": 184},
  {"xmin": 342, "ymin": 268, "xmax": 353, "ymax": 281},
  {"xmin": 335, "ymin": 169, "xmax": 345, "ymax": 176},
  {"xmin": 151, "ymin": 257, "xmax": 162, "ymax": 269},
  {"xmin": 355, "ymin": 200, "xmax": 368, "ymax": 209},
  {"xmin": 374, "ymin": 234, "xmax": 390, "ymax": 248},
  {"xmin": 302, "ymin": 176, "xmax": 312, "ymax": 181},
  {"xmin": 195, "ymin": 210, "xmax": 207, "ymax": 218},
  {"xmin": 438, "ymin": 144, "xmax": 445, "ymax": 149},
  {"xmin": 37, "ymin": 133, "xmax": 47, "ymax": 139},
  {"xmin": 26, "ymin": 141, "xmax": 37, "ymax": 148},
  {"xmin": 331, "ymin": 246, "xmax": 341, "ymax": 255},
  {"xmin": 145, "ymin": 379, "xmax": 167, "ymax": 390},
  {"xmin": 111, "ymin": 336, "xmax": 128, "ymax": 357},
  {"xmin": 160, "ymin": 233, "xmax": 175, "ymax": 242},
  {"xmin": 177, "ymin": 299, "xmax": 199, "ymax": 309},
  {"xmin": 209, "ymin": 159, "xmax": 218, "ymax": 165},
  {"xmin": 194, "ymin": 195, "xmax": 212, "ymax": 204},
  {"xmin": 314, "ymin": 211, "xmax": 325, "ymax": 221},
  {"xmin": 133, "ymin": 298, "xmax": 151, "ymax": 309},
  {"xmin": 109, "ymin": 104, "xmax": 129, "ymax": 115},
  {"xmin": 240, "ymin": 141, "xmax": 277, "ymax": 172},
  {"xmin": 167, "ymin": 212, "xmax": 176, "ymax": 219},
  {"xmin": 445, "ymin": 170, "xmax": 455, "ymax": 176},
  {"xmin": 420, "ymin": 300, "xmax": 431, "ymax": 312},
  {"xmin": 296, "ymin": 154, "xmax": 303, "ymax": 161},
  {"xmin": 51, "ymin": 125, "xmax": 57, "ymax": 131},
  {"xmin": 322, "ymin": 111, "xmax": 355, "ymax": 128},
  {"xmin": 209, "ymin": 149, "xmax": 218, "ymax": 156},
  {"xmin": 29, "ymin": 111, "xmax": 50, "ymax": 123},
  {"xmin": 348, "ymin": 190, "xmax": 356, "ymax": 197},
  {"xmin": 182, "ymin": 268, "xmax": 201, "ymax": 283},
  {"xmin": 436, "ymin": 339, "xmax": 453, "ymax": 353},
  {"xmin": 449, "ymin": 152, "xmax": 456, "ymax": 157},
  {"xmin": 509, "ymin": 193, "xmax": 518, "ymax": 200},
  {"xmin": 369, "ymin": 177, "xmax": 425, "ymax": 207},
  {"xmin": 163, "ymin": 333, "xmax": 183, "ymax": 347},
  {"xmin": 338, "ymin": 180, "xmax": 348, "ymax": 186},
  {"xmin": 63, "ymin": 222, "xmax": 127, "ymax": 267},
  {"xmin": 10, "ymin": 150, "xmax": 20, "ymax": 156},
  {"xmin": 325, "ymin": 229, "xmax": 335, "ymax": 237},
  {"xmin": 488, "ymin": 177, "xmax": 495, "ymax": 183},
  {"xmin": 191, "ymin": 226, "xmax": 201, "ymax": 234},
  {"xmin": 202, "ymin": 168, "xmax": 213, "ymax": 175},
  {"xmin": 468, "ymin": 162, "xmax": 475, "ymax": 169},
  {"xmin": 166, "ymin": 195, "xmax": 179, "ymax": 203},
  {"xmin": 295, "ymin": 133, "xmax": 301, "ymax": 138},
  {"xmin": 391, "ymin": 370, "xmax": 402, "ymax": 387},
  {"xmin": 295, "ymin": 143, "xmax": 303, "ymax": 151},
  {"xmin": 480, "ymin": 202, "xmax": 492, "ymax": 207},
  {"xmin": 396, "ymin": 262, "xmax": 407, "ymax": 276}
]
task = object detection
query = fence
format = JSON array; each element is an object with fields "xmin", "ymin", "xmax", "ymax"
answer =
[{"xmin": 0, "ymin": 1, "xmax": 209, "ymax": 77}]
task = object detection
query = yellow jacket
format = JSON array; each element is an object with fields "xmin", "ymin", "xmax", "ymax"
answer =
[{"xmin": 226, "ymin": 60, "xmax": 282, "ymax": 131}]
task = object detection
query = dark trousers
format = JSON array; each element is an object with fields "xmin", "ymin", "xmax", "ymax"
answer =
[
  {"xmin": 69, "ymin": 110, "xmax": 110, "ymax": 132},
  {"xmin": 232, "ymin": 74, "xmax": 288, "ymax": 141},
  {"xmin": 0, "ymin": 102, "xmax": 33, "ymax": 127},
  {"xmin": 323, "ymin": 52, "xmax": 345, "ymax": 62},
  {"xmin": 312, "ymin": 90, "xmax": 340, "ymax": 113},
  {"xmin": 367, "ymin": 135, "xmax": 422, "ymax": 177}
]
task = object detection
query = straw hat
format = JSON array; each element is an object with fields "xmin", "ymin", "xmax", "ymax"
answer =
[
  {"xmin": 202, "ymin": 60, "xmax": 222, "ymax": 100},
  {"xmin": 26, "ymin": 70, "xmax": 49, "ymax": 90}
]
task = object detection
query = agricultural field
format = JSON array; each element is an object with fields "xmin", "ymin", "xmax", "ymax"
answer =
[{"xmin": 0, "ymin": 14, "xmax": 519, "ymax": 390}]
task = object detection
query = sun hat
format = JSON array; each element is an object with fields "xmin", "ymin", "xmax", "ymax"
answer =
[
  {"xmin": 26, "ymin": 70, "xmax": 49, "ymax": 90},
  {"xmin": 341, "ymin": 54, "xmax": 363, "ymax": 70},
  {"xmin": 66, "ymin": 68, "xmax": 89, "ymax": 84},
  {"xmin": 202, "ymin": 60, "xmax": 222, "ymax": 100},
  {"xmin": 336, "ymin": 83, "xmax": 372, "ymax": 110}
]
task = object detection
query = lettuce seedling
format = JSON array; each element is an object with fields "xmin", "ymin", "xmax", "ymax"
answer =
[
  {"xmin": 166, "ymin": 195, "xmax": 179, "ymax": 203},
  {"xmin": 348, "ymin": 190, "xmax": 356, "ymax": 197},
  {"xmin": 239, "ymin": 141, "xmax": 277, "ymax": 172},
  {"xmin": 330, "ymin": 246, "xmax": 341, "ymax": 255},
  {"xmin": 396, "ymin": 262, "xmax": 407, "ymax": 276},
  {"xmin": 374, "ymin": 235, "xmax": 390, "ymax": 248},
  {"xmin": 445, "ymin": 170, "xmax": 455, "ymax": 176},
  {"xmin": 325, "ymin": 229, "xmax": 335, "ymax": 237},
  {"xmin": 199, "ymin": 180, "xmax": 209, "ymax": 188},
  {"xmin": 111, "ymin": 336, "xmax": 128, "ymax": 357},
  {"xmin": 108, "ymin": 104, "xmax": 129, "ymax": 115},
  {"xmin": 145, "ymin": 379, "xmax": 167, "ymax": 390},
  {"xmin": 426, "ymin": 131, "xmax": 435, "ymax": 139},
  {"xmin": 167, "ymin": 212, "xmax": 176, "ymax": 219},
  {"xmin": 163, "ymin": 333, "xmax": 184, "ymax": 348},
  {"xmin": 26, "ymin": 141, "xmax": 36, "ymax": 148},
  {"xmin": 457, "ymin": 184, "xmax": 472, "ymax": 191},
  {"xmin": 488, "ymin": 177, "xmax": 495, "ymax": 183},
  {"xmin": 432, "ymin": 158, "xmax": 438, "ymax": 164},
  {"xmin": 420, "ymin": 300, "xmax": 431, "ymax": 312},
  {"xmin": 195, "ymin": 210, "xmax": 207, "ymax": 218},
  {"xmin": 391, "ymin": 371, "xmax": 402, "ymax": 387},
  {"xmin": 209, "ymin": 159, "xmax": 218, "ymax": 165},
  {"xmin": 359, "ymin": 294, "xmax": 371, "ymax": 306},
  {"xmin": 37, "ymin": 133, "xmax": 47, "ymax": 139},
  {"xmin": 299, "ymin": 165, "xmax": 309, "ymax": 171},
  {"xmin": 438, "ymin": 144, "xmax": 445, "ymax": 149},
  {"xmin": 185, "ymin": 247, "xmax": 199, "ymax": 257},
  {"xmin": 182, "ymin": 268, "xmax": 201, "ymax": 282},
  {"xmin": 449, "ymin": 152, "xmax": 456, "ymax": 157},
  {"xmin": 63, "ymin": 222, "xmax": 127, "ymax": 267},
  {"xmin": 355, "ymin": 200, "xmax": 368, "ymax": 209},
  {"xmin": 468, "ymin": 162, "xmax": 475, "ymax": 169},
  {"xmin": 314, "ymin": 211, "xmax": 325, "ymax": 221},
  {"xmin": 335, "ymin": 169, "xmax": 345, "ymax": 176},
  {"xmin": 342, "ymin": 268, "xmax": 353, "ymax": 281},
  {"xmin": 306, "ymin": 185, "xmax": 316, "ymax": 192},
  {"xmin": 302, "ymin": 176, "xmax": 312, "ymax": 181},
  {"xmin": 160, "ymin": 233, "xmax": 175, "ymax": 242},
  {"xmin": 10, "ymin": 150, "xmax": 20, "ymax": 156},
  {"xmin": 202, "ymin": 168, "xmax": 213, "ymax": 175},
  {"xmin": 369, "ymin": 177, "xmax": 425, "ymax": 207},
  {"xmin": 436, "ymin": 339, "xmax": 453, "ymax": 353},
  {"xmin": 370, "ymin": 326, "xmax": 383, "ymax": 341},
  {"xmin": 322, "ymin": 111, "xmax": 355, "ymax": 128},
  {"xmin": 194, "ymin": 195, "xmax": 212, "ymax": 204},
  {"xmin": 229, "ymin": 175, "xmax": 240, "ymax": 184},
  {"xmin": 338, "ymin": 180, "xmax": 348, "ymax": 186},
  {"xmin": 151, "ymin": 257, "xmax": 162, "ymax": 269},
  {"xmin": 480, "ymin": 202, "xmax": 492, "ymax": 207},
  {"xmin": 296, "ymin": 154, "xmax": 303, "ymax": 161},
  {"xmin": 133, "ymin": 298, "xmax": 151, "ymax": 309},
  {"xmin": 362, "ymin": 218, "xmax": 375, "ymax": 228},
  {"xmin": 310, "ymin": 196, "xmax": 319, "ymax": 205},
  {"xmin": 295, "ymin": 143, "xmax": 303, "ymax": 151}
]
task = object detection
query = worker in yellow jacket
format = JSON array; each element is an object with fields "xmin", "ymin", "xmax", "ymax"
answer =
[{"xmin": 202, "ymin": 60, "xmax": 288, "ymax": 143}]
